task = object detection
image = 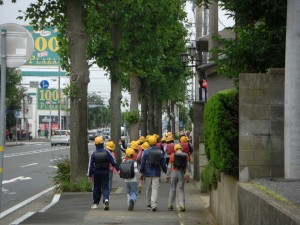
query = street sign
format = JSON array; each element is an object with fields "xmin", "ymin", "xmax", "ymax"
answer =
[
  {"xmin": 40, "ymin": 80, "xmax": 49, "ymax": 89},
  {"xmin": 179, "ymin": 121, "xmax": 183, "ymax": 127},
  {"xmin": 30, "ymin": 81, "xmax": 39, "ymax": 88},
  {"xmin": 0, "ymin": 23, "xmax": 34, "ymax": 68},
  {"xmin": 70, "ymin": 73, "xmax": 79, "ymax": 83},
  {"xmin": 14, "ymin": 110, "xmax": 20, "ymax": 118}
]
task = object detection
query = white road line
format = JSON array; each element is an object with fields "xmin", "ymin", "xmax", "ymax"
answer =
[
  {"xmin": 21, "ymin": 163, "xmax": 39, "ymax": 168},
  {"xmin": 115, "ymin": 187, "xmax": 124, "ymax": 193},
  {"xmin": 0, "ymin": 186, "xmax": 55, "ymax": 219},
  {"xmin": 50, "ymin": 158, "xmax": 63, "ymax": 162},
  {"xmin": 39, "ymin": 193, "xmax": 61, "ymax": 212},
  {"xmin": 3, "ymin": 176, "xmax": 32, "ymax": 184},
  {"xmin": 4, "ymin": 148, "xmax": 62, "ymax": 158},
  {"xmin": 9, "ymin": 212, "xmax": 35, "ymax": 225},
  {"xmin": 48, "ymin": 165, "xmax": 58, "ymax": 169}
]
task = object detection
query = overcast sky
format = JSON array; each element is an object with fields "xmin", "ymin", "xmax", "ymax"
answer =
[{"xmin": 0, "ymin": 0, "xmax": 32, "ymax": 25}]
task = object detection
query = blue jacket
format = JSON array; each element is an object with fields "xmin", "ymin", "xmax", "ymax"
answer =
[
  {"xmin": 87, "ymin": 146, "xmax": 120, "ymax": 177},
  {"xmin": 140, "ymin": 146, "xmax": 167, "ymax": 177}
]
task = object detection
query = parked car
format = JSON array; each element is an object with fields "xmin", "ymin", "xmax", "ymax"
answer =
[
  {"xmin": 88, "ymin": 130, "xmax": 99, "ymax": 140},
  {"xmin": 51, "ymin": 130, "xmax": 70, "ymax": 146}
]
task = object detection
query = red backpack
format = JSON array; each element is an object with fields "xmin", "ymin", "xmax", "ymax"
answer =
[
  {"xmin": 180, "ymin": 142, "xmax": 189, "ymax": 154},
  {"xmin": 166, "ymin": 143, "xmax": 175, "ymax": 155}
]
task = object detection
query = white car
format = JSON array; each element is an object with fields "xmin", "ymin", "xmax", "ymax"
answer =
[{"xmin": 51, "ymin": 130, "xmax": 70, "ymax": 146}]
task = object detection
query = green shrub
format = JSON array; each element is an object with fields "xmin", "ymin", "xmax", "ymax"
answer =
[
  {"xmin": 204, "ymin": 89, "xmax": 239, "ymax": 175},
  {"xmin": 53, "ymin": 158, "xmax": 92, "ymax": 192},
  {"xmin": 124, "ymin": 110, "xmax": 140, "ymax": 124},
  {"xmin": 201, "ymin": 162, "xmax": 221, "ymax": 191}
]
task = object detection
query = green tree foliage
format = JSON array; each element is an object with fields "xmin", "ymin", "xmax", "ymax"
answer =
[
  {"xmin": 178, "ymin": 104, "xmax": 192, "ymax": 130},
  {"xmin": 213, "ymin": 0, "xmax": 287, "ymax": 84},
  {"xmin": 87, "ymin": 93, "xmax": 110, "ymax": 129},
  {"xmin": 3, "ymin": 68, "xmax": 23, "ymax": 129},
  {"xmin": 203, "ymin": 89, "xmax": 239, "ymax": 175}
]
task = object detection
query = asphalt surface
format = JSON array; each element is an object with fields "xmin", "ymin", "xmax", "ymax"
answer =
[
  {"xmin": 9, "ymin": 172, "xmax": 217, "ymax": 225},
  {"xmin": 253, "ymin": 178, "xmax": 300, "ymax": 207}
]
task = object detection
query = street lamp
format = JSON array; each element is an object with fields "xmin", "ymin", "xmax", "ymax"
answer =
[
  {"xmin": 180, "ymin": 42, "xmax": 208, "ymax": 102},
  {"xmin": 180, "ymin": 42, "xmax": 198, "ymax": 102}
]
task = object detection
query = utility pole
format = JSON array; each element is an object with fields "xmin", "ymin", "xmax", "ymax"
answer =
[
  {"xmin": 209, "ymin": 1, "xmax": 218, "ymax": 59},
  {"xmin": 58, "ymin": 59, "xmax": 61, "ymax": 131}
]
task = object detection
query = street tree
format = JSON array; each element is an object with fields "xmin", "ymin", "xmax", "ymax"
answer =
[
  {"xmin": 2, "ymin": 68, "xmax": 23, "ymax": 130},
  {"xmin": 211, "ymin": 0, "xmax": 286, "ymax": 84},
  {"xmin": 23, "ymin": 0, "xmax": 90, "ymax": 183},
  {"xmin": 87, "ymin": 93, "xmax": 110, "ymax": 129}
]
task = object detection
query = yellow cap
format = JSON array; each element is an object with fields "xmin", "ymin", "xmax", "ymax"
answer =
[
  {"xmin": 139, "ymin": 136, "xmax": 146, "ymax": 143},
  {"xmin": 166, "ymin": 135, "xmax": 174, "ymax": 142},
  {"xmin": 125, "ymin": 148, "xmax": 135, "ymax": 158},
  {"xmin": 141, "ymin": 141, "xmax": 150, "ymax": 150},
  {"xmin": 148, "ymin": 135, "xmax": 157, "ymax": 146},
  {"xmin": 95, "ymin": 137, "xmax": 104, "ymax": 144},
  {"xmin": 174, "ymin": 144, "xmax": 182, "ymax": 151},
  {"xmin": 106, "ymin": 141, "xmax": 115, "ymax": 151},
  {"xmin": 180, "ymin": 136, "xmax": 188, "ymax": 143},
  {"xmin": 130, "ymin": 141, "xmax": 139, "ymax": 150}
]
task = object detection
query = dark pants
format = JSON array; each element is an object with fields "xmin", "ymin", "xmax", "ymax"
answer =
[{"xmin": 93, "ymin": 169, "xmax": 110, "ymax": 204}]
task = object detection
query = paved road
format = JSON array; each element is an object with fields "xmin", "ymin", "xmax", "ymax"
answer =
[
  {"xmin": 9, "ymin": 173, "xmax": 217, "ymax": 225},
  {"xmin": 1, "ymin": 142, "xmax": 69, "ymax": 213}
]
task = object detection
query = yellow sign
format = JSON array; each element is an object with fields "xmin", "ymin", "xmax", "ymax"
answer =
[{"xmin": 37, "ymin": 88, "xmax": 67, "ymax": 110}]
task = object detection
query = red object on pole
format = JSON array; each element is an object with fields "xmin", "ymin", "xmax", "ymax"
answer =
[{"xmin": 202, "ymin": 79, "xmax": 208, "ymax": 88}]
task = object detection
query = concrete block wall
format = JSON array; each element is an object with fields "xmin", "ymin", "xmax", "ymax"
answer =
[
  {"xmin": 239, "ymin": 183, "xmax": 300, "ymax": 225},
  {"xmin": 210, "ymin": 173, "xmax": 239, "ymax": 225},
  {"xmin": 239, "ymin": 69, "xmax": 284, "ymax": 182}
]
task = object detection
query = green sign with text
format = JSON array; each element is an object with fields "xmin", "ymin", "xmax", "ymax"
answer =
[
  {"xmin": 25, "ymin": 26, "xmax": 60, "ymax": 66},
  {"xmin": 37, "ymin": 88, "xmax": 67, "ymax": 110}
]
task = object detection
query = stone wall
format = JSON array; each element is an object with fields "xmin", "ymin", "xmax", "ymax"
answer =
[
  {"xmin": 239, "ymin": 69, "xmax": 284, "ymax": 182},
  {"xmin": 239, "ymin": 183, "xmax": 300, "ymax": 225},
  {"xmin": 209, "ymin": 69, "xmax": 286, "ymax": 225},
  {"xmin": 210, "ymin": 173, "xmax": 239, "ymax": 225}
]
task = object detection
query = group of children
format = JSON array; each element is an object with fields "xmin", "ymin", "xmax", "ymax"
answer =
[{"xmin": 89, "ymin": 132, "xmax": 193, "ymax": 212}]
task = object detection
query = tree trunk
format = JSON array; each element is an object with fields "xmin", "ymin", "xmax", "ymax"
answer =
[
  {"xmin": 166, "ymin": 101, "xmax": 171, "ymax": 133},
  {"xmin": 66, "ymin": 0, "xmax": 89, "ymax": 183},
  {"xmin": 109, "ymin": 24, "xmax": 122, "ymax": 164},
  {"xmin": 140, "ymin": 78, "xmax": 147, "ymax": 136},
  {"xmin": 171, "ymin": 101, "xmax": 175, "ymax": 136},
  {"xmin": 285, "ymin": 0, "xmax": 300, "ymax": 179},
  {"xmin": 147, "ymin": 92, "xmax": 154, "ymax": 134},
  {"xmin": 109, "ymin": 74, "xmax": 122, "ymax": 164},
  {"xmin": 129, "ymin": 75, "xmax": 139, "ymax": 140},
  {"xmin": 154, "ymin": 99, "xmax": 162, "ymax": 137}
]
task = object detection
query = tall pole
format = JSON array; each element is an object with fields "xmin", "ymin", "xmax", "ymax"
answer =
[
  {"xmin": 0, "ymin": 29, "xmax": 7, "ymax": 213},
  {"xmin": 58, "ymin": 59, "xmax": 61, "ymax": 131},
  {"xmin": 49, "ymin": 99, "xmax": 52, "ymax": 142}
]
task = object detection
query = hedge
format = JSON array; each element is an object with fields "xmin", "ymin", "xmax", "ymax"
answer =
[{"xmin": 202, "ymin": 89, "xmax": 239, "ymax": 189}]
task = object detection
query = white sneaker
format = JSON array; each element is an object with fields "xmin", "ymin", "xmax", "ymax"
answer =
[
  {"xmin": 104, "ymin": 200, "xmax": 109, "ymax": 210},
  {"xmin": 91, "ymin": 204, "xmax": 98, "ymax": 209}
]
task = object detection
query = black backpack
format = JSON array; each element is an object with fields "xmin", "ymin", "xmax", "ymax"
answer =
[
  {"xmin": 147, "ymin": 149, "xmax": 161, "ymax": 167},
  {"xmin": 94, "ymin": 151, "xmax": 108, "ymax": 168},
  {"xmin": 120, "ymin": 160, "xmax": 135, "ymax": 179},
  {"xmin": 173, "ymin": 153, "xmax": 187, "ymax": 169}
]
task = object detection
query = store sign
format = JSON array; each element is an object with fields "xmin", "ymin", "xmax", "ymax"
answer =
[
  {"xmin": 37, "ymin": 88, "xmax": 68, "ymax": 110},
  {"xmin": 25, "ymin": 26, "xmax": 60, "ymax": 66}
]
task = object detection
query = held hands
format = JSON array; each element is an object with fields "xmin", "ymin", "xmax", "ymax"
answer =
[
  {"xmin": 139, "ymin": 173, "xmax": 145, "ymax": 182},
  {"xmin": 165, "ymin": 175, "xmax": 171, "ymax": 182},
  {"xmin": 88, "ymin": 176, "xmax": 93, "ymax": 184},
  {"xmin": 184, "ymin": 174, "xmax": 190, "ymax": 183}
]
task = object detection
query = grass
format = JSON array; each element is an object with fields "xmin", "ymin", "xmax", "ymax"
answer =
[{"xmin": 251, "ymin": 182, "xmax": 290, "ymax": 204}]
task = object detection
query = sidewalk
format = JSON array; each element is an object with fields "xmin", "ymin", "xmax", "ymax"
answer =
[{"xmin": 16, "ymin": 174, "xmax": 218, "ymax": 225}]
